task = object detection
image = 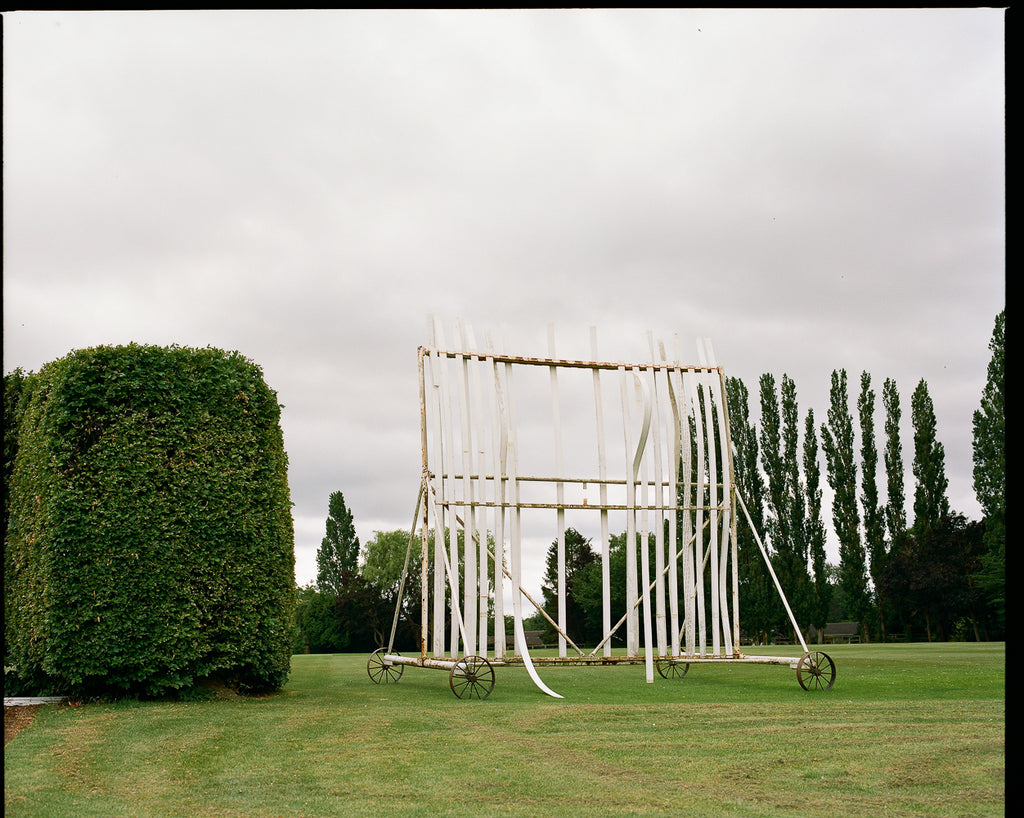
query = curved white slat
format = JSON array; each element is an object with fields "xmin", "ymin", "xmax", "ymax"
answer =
[
  {"xmin": 646, "ymin": 336, "xmax": 667, "ymax": 658},
  {"xmin": 703, "ymin": 337, "xmax": 735, "ymax": 655},
  {"xmin": 632, "ymin": 372, "xmax": 655, "ymax": 684}
]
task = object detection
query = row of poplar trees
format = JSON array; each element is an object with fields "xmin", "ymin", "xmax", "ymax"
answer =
[{"xmin": 731, "ymin": 310, "xmax": 1004, "ymax": 643}]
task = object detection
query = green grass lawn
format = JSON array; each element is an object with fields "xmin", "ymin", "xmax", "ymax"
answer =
[{"xmin": 4, "ymin": 642, "xmax": 1004, "ymax": 817}]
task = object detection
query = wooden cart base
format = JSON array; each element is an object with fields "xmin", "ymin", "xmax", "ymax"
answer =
[{"xmin": 368, "ymin": 649, "xmax": 837, "ymax": 699}]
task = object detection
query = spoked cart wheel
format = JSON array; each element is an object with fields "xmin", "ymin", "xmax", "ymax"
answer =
[
  {"xmin": 655, "ymin": 658, "xmax": 690, "ymax": 680},
  {"xmin": 449, "ymin": 655, "xmax": 496, "ymax": 700},
  {"xmin": 367, "ymin": 648, "xmax": 404, "ymax": 685},
  {"xmin": 796, "ymin": 651, "xmax": 836, "ymax": 691}
]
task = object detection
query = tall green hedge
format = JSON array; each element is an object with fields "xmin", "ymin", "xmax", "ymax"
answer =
[{"xmin": 4, "ymin": 345, "xmax": 294, "ymax": 698}]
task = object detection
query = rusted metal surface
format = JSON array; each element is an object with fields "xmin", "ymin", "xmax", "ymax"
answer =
[{"xmin": 377, "ymin": 318, "xmax": 827, "ymax": 699}]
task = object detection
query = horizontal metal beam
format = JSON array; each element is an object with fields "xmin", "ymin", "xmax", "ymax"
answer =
[
  {"xmin": 421, "ymin": 346, "xmax": 722, "ymax": 374},
  {"xmin": 435, "ymin": 499, "xmax": 730, "ymax": 512}
]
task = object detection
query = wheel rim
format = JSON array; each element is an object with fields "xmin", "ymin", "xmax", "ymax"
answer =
[
  {"xmin": 797, "ymin": 651, "xmax": 836, "ymax": 691},
  {"xmin": 655, "ymin": 658, "xmax": 690, "ymax": 680},
  {"xmin": 450, "ymin": 655, "xmax": 495, "ymax": 700},
  {"xmin": 367, "ymin": 648, "xmax": 403, "ymax": 684}
]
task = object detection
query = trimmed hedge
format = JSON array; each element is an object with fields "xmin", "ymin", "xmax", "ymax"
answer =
[{"xmin": 4, "ymin": 345, "xmax": 294, "ymax": 698}]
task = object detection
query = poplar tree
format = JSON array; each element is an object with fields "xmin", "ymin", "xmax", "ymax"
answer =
[
  {"xmin": 780, "ymin": 375, "xmax": 811, "ymax": 636},
  {"xmin": 858, "ymin": 372, "xmax": 887, "ymax": 640},
  {"xmin": 972, "ymin": 310, "xmax": 1005, "ymax": 632},
  {"xmin": 882, "ymin": 378, "xmax": 907, "ymax": 544},
  {"xmin": 758, "ymin": 374, "xmax": 789, "ymax": 638},
  {"xmin": 910, "ymin": 379, "xmax": 949, "ymax": 537},
  {"xmin": 318, "ymin": 490, "xmax": 360, "ymax": 597},
  {"xmin": 781, "ymin": 375, "xmax": 807, "ymax": 569},
  {"xmin": 726, "ymin": 376, "xmax": 776, "ymax": 643},
  {"xmin": 821, "ymin": 369, "xmax": 870, "ymax": 637},
  {"xmin": 758, "ymin": 374, "xmax": 787, "ymax": 555},
  {"xmin": 803, "ymin": 408, "xmax": 831, "ymax": 641}
]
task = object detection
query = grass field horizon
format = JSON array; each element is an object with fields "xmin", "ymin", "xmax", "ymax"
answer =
[{"xmin": 4, "ymin": 642, "xmax": 1004, "ymax": 817}]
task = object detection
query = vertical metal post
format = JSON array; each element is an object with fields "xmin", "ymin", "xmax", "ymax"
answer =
[
  {"xmin": 433, "ymin": 319, "xmax": 460, "ymax": 657},
  {"xmin": 417, "ymin": 345, "xmax": 429, "ymax": 659},
  {"xmin": 427, "ymin": 317, "xmax": 447, "ymax": 657}
]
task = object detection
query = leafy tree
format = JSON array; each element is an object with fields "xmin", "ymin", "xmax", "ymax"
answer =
[
  {"xmin": 803, "ymin": 408, "xmax": 831, "ymax": 641},
  {"xmin": 821, "ymin": 369, "xmax": 870, "ymax": 638},
  {"xmin": 360, "ymin": 527, "xmax": 461, "ymax": 652},
  {"xmin": 317, "ymin": 491, "xmax": 359, "ymax": 597},
  {"xmin": 910, "ymin": 379, "xmax": 949, "ymax": 537},
  {"xmin": 858, "ymin": 372, "xmax": 887, "ymax": 640},
  {"xmin": 541, "ymin": 528, "xmax": 600, "ymax": 646},
  {"xmin": 361, "ymin": 528, "xmax": 419, "ymax": 598},
  {"xmin": 294, "ymin": 570, "xmax": 392, "ymax": 654},
  {"xmin": 971, "ymin": 310, "xmax": 1005, "ymax": 633},
  {"xmin": 879, "ymin": 512, "xmax": 986, "ymax": 641}
]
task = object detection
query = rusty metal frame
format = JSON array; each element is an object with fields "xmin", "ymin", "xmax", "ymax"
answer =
[{"xmin": 380, "ymin": 317, "xmax": 818, "ymax": 699}]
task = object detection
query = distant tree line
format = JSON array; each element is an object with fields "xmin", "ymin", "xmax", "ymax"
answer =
[{"xmin": 296, "ymin": 311, "xmax": 1004, "ymax": 652}]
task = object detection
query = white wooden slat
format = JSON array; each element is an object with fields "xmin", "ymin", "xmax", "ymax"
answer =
[
  {"xmin": 619, "ymin": 364, "xmax": 639, "ymax": 657},
  {"xmin": 703, "ymin": 337, "xmax": 735, "ymax": 656},
  {"xmin": 697, "ymin": 339, "xmax": 721, "ymax": 656},
  {"xmin": 660, "ymin": 339, "xmax": 681, "ymax": 658},
  {"xmin": 455, "ymin": 319, "xmax": 478, "ymax": 657},
  {"xmin": 548, "ymin": 324, "xmax": 567, "ymax": 657},
  {"xmin": 487, "ymin": 331, "xmax": 507, "ymax": 658},
  {"xmin": 646, "ymin": 335, "xmax": 667, "ymax": 658},
  {"xmin": 688, "ymin": 363, "xmax": 708, "ymax": 656},
  {"xmin": 632, "ymin": 371, "xmax": 655, "ymax": 683},
  {"xmin": 590, "ymin": 327, "xmax": 612, "ymax": 658},
  {"xmin": 430, "ymin": 317, "xmax": 457, "ymax": 657},
  {"xmin": 464, "ymin": 323, "xmax": 491, "ymax": 657}
]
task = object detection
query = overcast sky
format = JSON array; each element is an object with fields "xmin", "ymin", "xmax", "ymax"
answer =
[{"xmin": 3, "ymin": 9, "xmax": 1004, "ymax": 598}]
